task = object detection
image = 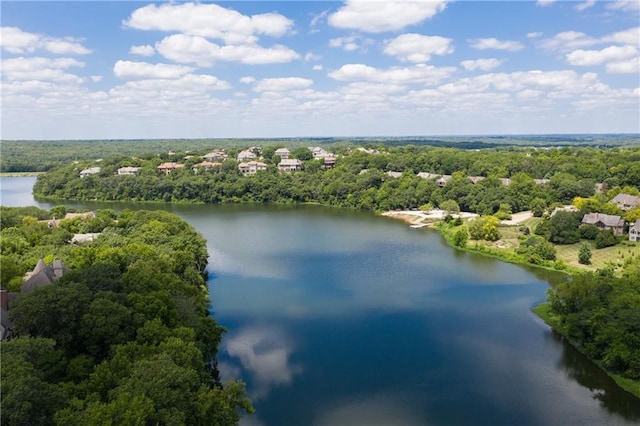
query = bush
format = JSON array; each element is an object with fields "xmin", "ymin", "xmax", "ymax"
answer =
[
  {"xmin": 453, "ymin": 227, "xmax": 468, "ymax": 248},
  {"xmin": 578, "ymin": 243, "xmax": 592, "ymax": 265},
  {"xmin": 595, "ymin": 229, "xmax": 618, "ymax": 249},
  {"xmin": 579, "ymin": 224, "xmax": 599, "ymax": 240}
]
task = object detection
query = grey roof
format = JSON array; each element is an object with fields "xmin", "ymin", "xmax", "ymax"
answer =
[
  {"xmin": 581, "ymin": 213, "xmax": 624, "ymax": 228},
  {"xmin": 631, "ymin": 219, "xmax": 640, "ymax": 230},
  {"xmin": 21, "ymin": 259, "xmax": 68, "ymax": 293},
  {"xmin": 611, "ymin": 193, "xmax": 640, "ymax": 207}
]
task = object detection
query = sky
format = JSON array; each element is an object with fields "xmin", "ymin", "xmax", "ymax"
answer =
[{"xmin": 1, "ymin": 0, "xmax": 639, "ymax": 140}]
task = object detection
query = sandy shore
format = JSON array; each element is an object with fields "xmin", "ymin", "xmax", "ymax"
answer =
[{"xmin": 382, "ymin": 209, "xmax": 478, "ymax": 226}]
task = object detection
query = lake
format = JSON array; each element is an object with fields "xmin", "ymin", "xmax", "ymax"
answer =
[{"xmin": 2, "ymin": 176, "xmax": 639, "ymax": 425}]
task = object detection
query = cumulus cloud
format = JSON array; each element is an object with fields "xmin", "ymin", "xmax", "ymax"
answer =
[
  {"xmin": 155, "ymin": 34, "xmax": 299, "ymax": 66},
  {"xmin": 1, "ymin": 27, "xmax": 91, "ymax": 55},
  {"xmin": 537, "ymin": 31, "xmax": 598, "ymax": 52},
  {"xmin": 536, "ymin": 0, "xmax": 556, "ymax": 6},
  {"xmin": 304, "ymin": 52, "xmax": 322, "ymax": 62},
  {"xmin": 313, "ymin": 65, "xmax": 323, "ymax": 71},
  {"xmin": 113, "ymin": 60, "xmax": 195, "ymax": 80},
  {"xmin": 602, "ymin": 27, "xmax": 640, "ymax": 46},
  {"xmin": 469, "ymin": 38, "xmax": 524, "ymax": 52},
  {"xmin": 1, "ymin": 57, "xmax": 85, "ymax": 82},
  {"xmin": 123, "ymin": 3, "xmax": 293, "ymax": 44},
  {"xmin": 328, "ymin": 0, "xmax": 449, "ymax": 33},
  {"xmin": 129, "ymin": 44, "xmax": 155, "ymax": 56},
  {"xmin": 574, "ymin": 0, "xmax": 596, "ymax": 12},
  {"xmin": 383, "ymin": 33, "xmax": 454, "ymax": 63},
  {"xmin": 329, "ymin": 63, "xmax": 456, "ymax": 85},
  {"xmin": 254, "ymin": 77, "xmax": 314, "ymax": 92},
  {"xmin": 606, "ymin": 0, "xmax": 640, "ymax": 12},
  {"xmin": 329, "ymin": 35, "xmax": 374, "ymax": 52},
  {"xmin": 606, "ymin": 56, "xmax": 640, "ymax": 73},
  {"xmin": 240, "ymin": 76, "xmax": 256, "ymax": 84},
  {"xmin": 461, "ymin": 58, "xmax": 504, "ymax": 71},
  {"xmin": 566, "ymin": 45, "xmax": 638, "ymax": 66},
  {"xmin": 527, "ymin": 32, "xmax": 542, "ymax": 39}
]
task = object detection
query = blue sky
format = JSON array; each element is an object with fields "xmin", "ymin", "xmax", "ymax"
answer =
[{"xmin": 1, "ymin": 1, "xmax": 639, "ymax": 139}]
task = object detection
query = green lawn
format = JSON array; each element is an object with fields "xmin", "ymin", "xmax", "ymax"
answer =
[{"xmin": 555, "ymin": 240, "xmax": 640, "ymax": 272}]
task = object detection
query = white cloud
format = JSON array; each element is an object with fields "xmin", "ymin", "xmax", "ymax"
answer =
[
  {"xmin": 113, "ymin": 60, "xmax": 195, "ymax": 80},
  {"xmin": 566, "ymin": 45, "xmax": 638, "ymax": 66},
  {"xmin": 1, "ymin": 57, "xmax": 85, "ymax": 82},
  {"xmin": 240, "ymin": 76, "xmax": 256, "ymax": 84},
  {"xmin": 329, "ymin": 63, "xmax": 456, "ymax": 85},
  {"xmin": 0, "ymin": 27, "xmax": 91, "ymax": 55},
  {"xmin": 329, "ymin": 35, "xmax": 374, "ymax": 52},
  {"xmin": 602, "ymin": 27, "xmax": 640, "ymax": 47},
  {"xmin": 461, "ymin": 58, "xmax": 504, "ymax": 71},
  {"xmin": 606, "ymin": 0, "xmax": 640, "ymax": 12},
  {"xmin": 538, "ymin": 31, "xmax": 598, "ymax": 52},
  {"xmin": 536, "ymin": 0, "xmax": 556, "ymax": 6},
  {"xmin": 129, "ymin": 45, "xmax": 155, "ymax": 56},
  {"xmin": 527, "ymin": 32, "xmax": 542, "ymax": 39},
  {"xmin": 254, "ymin": 77, "xmax": 314, "ymax": 92},
  {"xmin": 328, "ymin": 0, "xmax": 449, "ymax": 33},
  {"xmin": 309, "ymin": 9, "xmax": 331, "ymax": 33},
  {"xmin": 383, "ymin": 33, "xmax": 454, "ymax": 63},
  {"xmin": 574, "ymin": 1, "xmax": 596, "ymax": 12},
  {"xmin": 155, "ymin": 34, "xmax": 300, "ymax": 66},
  {"xmin": 90, "ymin": 75, "xmax": 103, "ymax": 82},
  {"xmin": 123, "ymin": 3, "xmax": 293, "ymax": 44},
  {"xmin": 304, "ymin": 52, "xmax": 322, "ymax": 62},
  {"xmin": 605, "ymin": 56, "xmax": 640, "ymax": 73},
  {"xmin": 313, "ymin": 65, "xmax": 323, "ymax": 71},
  {"xmin": 469, "ymin": 38, "xmax": 524, "ymax": 52}
]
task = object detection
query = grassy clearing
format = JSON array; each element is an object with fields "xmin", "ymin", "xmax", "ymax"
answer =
[{"xmin": 555, "ymin": 240, "xmax": 640, "ymax": 273}]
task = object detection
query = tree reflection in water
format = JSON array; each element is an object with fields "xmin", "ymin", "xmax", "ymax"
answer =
[{"xmin": 550, "ymin": 331, "xmax": 640, "ymax": 421}]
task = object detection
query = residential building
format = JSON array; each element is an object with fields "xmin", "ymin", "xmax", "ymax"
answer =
[
  {"xmin": 322, "ymin": 156, "xmax": 336, "ymax": 170},
  {"xmin": 193, "ymin": 161, "xmax": 221, "ymax": 172},
  {"xmin": 629, "ymin": 219, "xmax": 640, "ymax": 242},
  {"xmin": 117, "ymin": 166, "xmax": 140, "ymax": 176},
  {"xmin": 275, "ymin": 148, "xmax": 291, "ymax": 160},
  {"xmin": 533, "ymin": 179, "xmax": 549, "ymax": 185},
  {"xmin": 157, "ymin": 162, "xmax": 184, "ymax": 175},
  {"xmin": 203, "ymin": 150, "xmax": 227, "ymax": 162},
  {"xmin": 21, "ymin": 259, "xmax": 69, "ymax": 293},
  {"xmin": 611, "ymin": 193, "xmax": 640, "ymax": 210},
  {"xmin": 436, "ymin": 175, "xmax": 453, "ymax": 187},
  {"xmin": 468, "ymin": 176, "xmax": 486, "ymax": 184},
  {"xmin": 386, "ymin": 171, "xmax": 402, "ymax": 178},
  {"xmin": 237, "ymin": 149, "xmax": 257, "ymax": 162},
  {"xmin": 308, "ymin": 146, "xmax": 333, "ymax": 159},
  {"xmin": 499, "ymin": 178, "xmax": 511, "ymax": 186},
  {"xmin": 80, "ymin": 167, "xmax": 101, "ymax": 177},
  {"xmin": 278, "ymin": 159, "xmax": 302, "ymax": 172},
  {"xmin": 581, "ymin": 213, "xmax": 625, "ymax": 235},
  {"xmin": 417, "ymin": 172, "xmax": 439, "ymax": 180},
  {"xmin": 238, "ymin": 161, "xmax": 267, "ymax": 175}
]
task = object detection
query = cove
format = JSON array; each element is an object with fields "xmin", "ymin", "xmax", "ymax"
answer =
[{"xmin": 2, "ymin": 176, "xmax": 640, "ymax": 425}]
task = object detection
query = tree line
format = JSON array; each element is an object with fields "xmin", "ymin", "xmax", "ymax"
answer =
[{"xmin": 0, "ymin": 207, "xmax": 252, "ymax": 425}]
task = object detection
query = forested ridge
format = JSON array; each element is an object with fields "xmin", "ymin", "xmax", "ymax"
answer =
[
  {"xmin": 0, "ymin": 207, "xmax": 252, "ymax": 425},
  {"xmin": 33, "ymin": 145, "xmax": 640, "ymax": 213}
]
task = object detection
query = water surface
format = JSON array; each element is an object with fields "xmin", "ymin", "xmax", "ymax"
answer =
[{"xmin": 2, "ymin": 176, "xmax": 639, "ymax": 425}]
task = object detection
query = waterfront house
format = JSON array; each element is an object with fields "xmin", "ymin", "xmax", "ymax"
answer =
[
  {"xmin": 21, "ymin": 259, "xmax": 68, "ymax": 293},
  {"xmin": 630, "ymin": 219, "xmax": 640, "ymax": 242},
  {"xmin": 117, "ymin": 166, "xmax": 140, "ymax": 176},
  {"xmin": 237, "ymin": 149, "xmax": 257, "ymax": 162},
  {"xmin": 238, "ymin": 161, "xmax": 267, "ymax": 175},
  {"xmin": 275, "ymin": 148, "xmax": 291, "ymax": 160},
  {"xmin": 278, "ymin": 159, "xmax": 302, "ymax": 172},
  {"xmin": 581, "ymin": 213, "xmax": 625, "ymax": 235},
  {"xmin": 611, "ymin": 193, "xmax": 640, "ymax": 211},
  {"xmin": 79, "ymin": 167, "xmax": 101, "ymax": 178},
  {"xmin": 157, "ymin": 162, "xmax": 184, "ymax": 175}
]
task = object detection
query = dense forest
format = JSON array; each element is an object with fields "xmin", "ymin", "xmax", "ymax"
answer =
[
  {"xmin": 0, "ymin": 207, "xmax": 252, "ymax": 425},
  {"xmin": 3, "ymin": 134, "xmax": 638, "ymax": 172},
  {"xmin": 539, "ymin": 263, "xmax": 640, "ymax": 394},
  {"xmin": 33, "ymin": 145, "xmax": 640, "ymax": 215}
]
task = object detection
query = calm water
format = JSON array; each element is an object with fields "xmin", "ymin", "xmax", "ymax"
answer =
[{"xmin": 2, "ymin": 176, "xmax": 640, "ymax": 425}]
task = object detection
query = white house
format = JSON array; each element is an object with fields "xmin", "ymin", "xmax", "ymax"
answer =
[
  {"xmin": 238, "ymin": 161, "xmax": 267, "ymax": 175},
  {"xmin": 275, "ymin": 148, "xmax": 291, "ymax": 160},
  {"xmin": 237, "ymin": 149, "xmax": 257, "ymax": 162},
  {"xmin": 308, "ymin": 146, "xmax": 333, "ymax": 159},
  {"xmin": 278, "ymin": 158, "xmax": 302, "ymax": 172},
  {"xmin": 117, "ymin": 166, "xmax": 140, "ymax": 176},
  {"xmin": 630, "ymin": 219, "xmax": 640, "ymax": 242},
  {"xmin": 80, "ymin": 167, "xmax": 101, "ymax": 178},
  {"xmin": 203, "ymin": 150, "xmax": 227, "ymax": 162}
]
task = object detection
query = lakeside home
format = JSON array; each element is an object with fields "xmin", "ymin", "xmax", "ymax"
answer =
[
  {"xmin": 581, "ymin": 212, "xmax": 625, "ymax": 235},
  {"xmin": 611, "ymin": 193, "xmax": 640, "ymax": 210},
  {"xmin": 238, "ymin": 161, "xmax": 267, "ymax": 175}
]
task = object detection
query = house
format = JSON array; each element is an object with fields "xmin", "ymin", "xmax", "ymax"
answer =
[
  {"xmin": 308, "ymin": 146, "xmax": 333, "ymax": 159},
  {"xmin": 237, "ymin": 149, "xmax": 257, "ymax": 162},
  {"xmin": 21, "ymin": 259, "xmax": 69, "ymax": 293},
  {"xmin": 117, "ymin": 166, "xmax": 140, "ymax": 176},
  {"xmin": 203, "ymin": 150, "xmax": 227, "ymax": 162},
  {"xmin": 533, "ymin": 179, "xmax": 549, "ymax": 185},
  {"xmin": 629, "ymin": 219, "xmax": 640, "ymax": 242},
  {"xmin": 79, "ymin": 167, "xmax": 101, "ymax": 178},
  {"xmin": 356, "ymin": 147, "xmax": 380, "ymax": 155},
  {"xmin": 499, "ymin": 178, "xmax": 511, "ymax": 186},
  {"xmin": 275, "ymin": 148, "xmax": 291, "ymax": 160},
  {"xmin": 436, "ymin": 175, "xmax": 453, "ymax": 187},
  {"xmin": 157, "ymin": 162, "xmax": 184, "ymax": 175},
  {"xmin": 238, "ymin": 161, "xmax": 267, "ymax": 175},
  {"xmin": 581, "ymin": 213, "xmax": 625, "ymax": 235},
  {"xmin": 468, "ymin": 176, "xmax": 486, "ymax": 184},
  {"xmin": 45, "ymin": 211, "xmax": 96, "ymax": 228},
  {"xmin": 278, "ymin": 159, "xmax": 302, "ymax": 172},
  {"xmin": 417, "ymin": 172, "xmax": 439, "ymax": 180},
  {"xmin": 322, "ymin": 156, "xmax": 336, "ymax": 170},
  {"xmin": 611, "ymin": 193, "xmax": 640, "ymax": 211},
  {"xmin": 550, "ymin": 205, "xmax": 578, "ymax": 217},
  {"xmin": 193, "ymin": 161, "xmax": 221, "ymax": 172},
  {"xmin": 386, "ymin": 171, "xmax": 402, "ymax": 178},
  {"xmin": 0, "ymin": 289, "xmax": 19, "ymax": 341},
  {"xmin": 71, "ymin": 233, "xmax": 101, "ymax": 244}
]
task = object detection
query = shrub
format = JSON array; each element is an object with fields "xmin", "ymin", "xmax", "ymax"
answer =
[
  {"xmin": 595, "ymin": 229, "xmax": 617, "ymax": 249},
  {"xmin": 578, "ymin": 243, "xmax": 592, "ymax": 265},
  {"xmin": 579, "ymin": 224, "xmax": 599, "ymax": 240}
]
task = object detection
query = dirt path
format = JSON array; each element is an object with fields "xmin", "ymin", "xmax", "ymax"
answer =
[{"xmin": 501, "ymin": 210, "xmax": 533, "ymax": 225}]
